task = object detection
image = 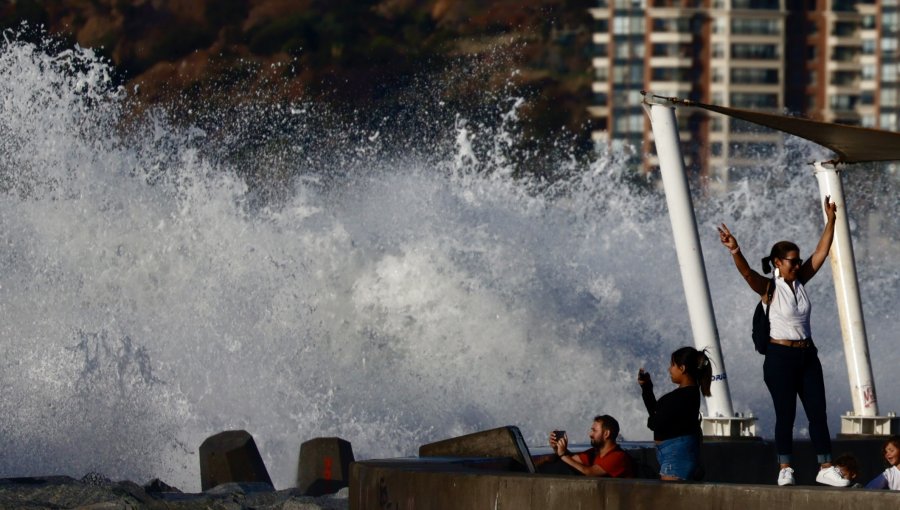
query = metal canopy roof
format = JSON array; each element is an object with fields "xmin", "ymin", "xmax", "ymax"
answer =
[{"xmin": 644, "ymin": 92, "xmax": 900, "ymax": 164}]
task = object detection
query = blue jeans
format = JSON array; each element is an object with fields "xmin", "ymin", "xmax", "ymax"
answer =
[{"xmin": 656, "ymin": 434, "xmax": 700, "ymax": 480}]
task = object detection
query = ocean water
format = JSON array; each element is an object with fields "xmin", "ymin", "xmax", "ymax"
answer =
[{"xmin": 1, "ymin": 34, "xmax": 898, "ymax": 492}]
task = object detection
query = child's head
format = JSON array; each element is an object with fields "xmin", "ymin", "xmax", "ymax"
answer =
[
  {"xmin": 883, "ymin": 435, "xmax": 900, "ymax": 467},
  {"xmin": 832, "ymin": 454, "xmax": 859, "ymax": 482},
  {"xmin": 670, "ymin": 346, "xmax": 713, "ymax": 397}
]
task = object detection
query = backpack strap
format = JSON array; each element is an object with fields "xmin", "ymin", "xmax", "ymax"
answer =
[{"xmin": 764, "ymin": 277, "xmax": 775, "ymax": 319}]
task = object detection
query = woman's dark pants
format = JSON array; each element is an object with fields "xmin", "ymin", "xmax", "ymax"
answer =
[{"xmin": 763, "ymin": 342, "xmax": 832, "ymax": 465}]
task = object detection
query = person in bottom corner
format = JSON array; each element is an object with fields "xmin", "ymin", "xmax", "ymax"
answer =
[
  {"xmin": 832, "ymin": 453, "xmax": 861, "ymax": 487},
  {"xmin": 865, "ymin": 435, "xmax": 900, "ymax": 490},
  {"xmin": 637, "ymin": 346, "xmax": 711, "ymax": 481},
  {"xmin": 535, "ymin": 414, "xmax": 635, "ymax": 478}
]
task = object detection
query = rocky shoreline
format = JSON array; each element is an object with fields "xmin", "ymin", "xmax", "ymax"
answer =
[{"xmin": 0, "ymin": 474, "xmax": 349, "ymax": 510}]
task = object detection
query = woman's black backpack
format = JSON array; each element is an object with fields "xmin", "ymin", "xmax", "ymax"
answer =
[{"xmin": 751, "ymin": 278, "xmax": 776, "ymax": 354}]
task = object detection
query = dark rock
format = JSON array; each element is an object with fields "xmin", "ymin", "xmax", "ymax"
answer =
[
  {"xmin": 0, "ymin": 476, "xmax": 349, "ymax": 509},
  {"xmin": 199, "ymin": 430, "xmax": 273, "ymax": 491},
  {"xmin": 81, "ymin": 471, "xmax": 112, "ymax": 487},
  {"xmin": 297, "ymin": 437, "xmax": 355, "ymax": 496},
  {"xmin": 143, "ymin": 478, "xmax": 182, "ymax": 494}
]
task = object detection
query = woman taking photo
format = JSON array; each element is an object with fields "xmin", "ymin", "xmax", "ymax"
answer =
[
  {"xmin": 717, "ymin": 196, "xmax": 848, "ymax": 487},
  {"xmin": 637, "ymin": 346, "xmax": 712, "ymax": 481}
]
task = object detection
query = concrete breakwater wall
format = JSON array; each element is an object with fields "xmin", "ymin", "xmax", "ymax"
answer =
[
  {"xmin": 350, "ymin": 428, "xmax": 898, "ymax": 509},
  {"xmin": 350, "ymin": 457, "xmax": 899, "ymax": 510}
]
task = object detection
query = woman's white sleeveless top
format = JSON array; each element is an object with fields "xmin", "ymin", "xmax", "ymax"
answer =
[{"xmin": 764, "ymin": 269, "xmax": 812, "ymax": 340}]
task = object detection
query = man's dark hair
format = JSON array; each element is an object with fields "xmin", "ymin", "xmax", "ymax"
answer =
[{"xmin": 594, "ymin": 414, "xmax": 620, "ymax": 441}]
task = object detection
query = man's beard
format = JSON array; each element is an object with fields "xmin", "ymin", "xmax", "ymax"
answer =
[{"xmin": 590, "ymin": 438, "xmax": 602, "ymax": 448}]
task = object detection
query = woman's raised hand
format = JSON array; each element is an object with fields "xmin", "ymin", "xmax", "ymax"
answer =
[
  {"xmin": 717, "ymin": 223, "xmax": 738, "ymax": 252},
  {"xmin": 638, "ymin": 368, "xmax": 652, "ymax": 386},
  {"xmin": 823, "ymin": 195, "xmax": 837, "ymax": 222}
]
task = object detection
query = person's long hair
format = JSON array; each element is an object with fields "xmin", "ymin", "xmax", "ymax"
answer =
[{"xmin": 671, "ymin": 346, "xmax": 713, "ymax": 397}]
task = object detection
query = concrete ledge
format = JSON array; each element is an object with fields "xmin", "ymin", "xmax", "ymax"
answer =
[{"xmin": 350, "ymin": 459, "xmax": 900, "ymax": 510}]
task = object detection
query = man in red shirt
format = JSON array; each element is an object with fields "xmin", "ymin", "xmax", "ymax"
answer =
[{"xmin": 539, "ymin": 415, "xmax": 635, "ymax": 478}]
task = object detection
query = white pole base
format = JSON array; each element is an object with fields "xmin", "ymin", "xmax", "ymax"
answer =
[
  {"xmin": 839, "ymin": 412, "xmax": 899, "ymax": 436},
  {"xmin": 701, "ymin": 415, "xmax": 758, "ymax": 438}
]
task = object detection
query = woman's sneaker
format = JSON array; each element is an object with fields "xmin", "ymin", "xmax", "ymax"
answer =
[
  {"xmin": 777, "ymin": 467, "xmax": 795, "ymax": 486},
  {"xmin": 816, "ymin": 466, "xmax": 851, "ymax": 487}
]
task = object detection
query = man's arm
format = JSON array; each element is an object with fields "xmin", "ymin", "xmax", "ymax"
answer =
[
  {"xmin": 559, "ymin": 453, "xmax": 609, "ymax": 477},
  {"xmin": 554, "ymin": 438, "xmax": 610, "ymax": 477}
]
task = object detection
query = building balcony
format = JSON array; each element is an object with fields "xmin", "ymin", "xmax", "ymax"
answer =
[
  {"xmin": 648, "ymin": 32, "xmax": 694, "ymax": 44},
  {"xmin": 827, "ymin": 81, "xmax": 861, "ymax": 94},
  {"xmin": 649, "ymin": 56, "xmax": 695, "ymax": 67},
  {"xmin": 727, "ymin": 83, "xmax": 784, "ymax": 93},
  {"xmin": 587, "ymin": 105, "xmax": 610, "ymax": 117},
  {"xmin": 646, "ymin": 80, "xmax": 694, "ymax": 92},
  {"xmin": 827, "ymin": 60, "xmax": 862, "ymax": 72},
  {"xmin": 589, "ymin": 7, "xmax": 611, "ymax": 19},
  {"xmin": 828, "ymin": 36, "xmax": 862, "ymax": 46},
  {"xmin": 590, "ymin": 130, "xmax": 610, "ymax": 143}
]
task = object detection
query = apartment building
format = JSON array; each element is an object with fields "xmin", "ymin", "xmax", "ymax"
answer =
[{"xmin": 589, "ymin": 0, "xmax": 898, "ymax": 187}]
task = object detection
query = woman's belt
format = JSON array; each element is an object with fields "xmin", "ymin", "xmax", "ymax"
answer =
[{"xmin": 770, "ymin": 338, "xmax": 812, "ymax": 348}]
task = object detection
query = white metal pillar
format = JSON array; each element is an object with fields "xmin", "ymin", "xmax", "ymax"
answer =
[
  {"xmin": 812, "ymin": 162, "xmax": 897, "ymax": 435},
  {"xmin": 644, "ymin": 96, "xmax": 756, "ymax": 437}
]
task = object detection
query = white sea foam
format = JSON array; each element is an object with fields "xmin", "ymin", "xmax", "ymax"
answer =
[{"xmin": 1, "ymin": 32, "xmax": 898, "ymax": 491}]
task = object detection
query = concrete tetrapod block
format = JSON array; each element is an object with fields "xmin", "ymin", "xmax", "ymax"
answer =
[
  {"xmin": 297, "ymin": 437, "xmax": 355, "ymax": 496},
  {"xmin": 199, "ymin": 430, "xmax": 273, "ymax": 491},
  {"xmin": 419, "ymin": 425, "xmax": 535, "ymax": 473}
]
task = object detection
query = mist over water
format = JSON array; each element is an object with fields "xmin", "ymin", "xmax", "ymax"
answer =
[{"xmin": 2, "ymin": 35, "xmax": 898, "ymax": 491}]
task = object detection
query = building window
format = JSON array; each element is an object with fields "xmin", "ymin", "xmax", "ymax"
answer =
[
  {"xmin": 731, "ymin": 68, "xmax": 779, "ymax": 84},
  {"xmin": 713, "ymin": 17, "xmax": 727, "ymax": 34},
  {"xmin": 731, "ymin": 18, "xmax": 780, "ymax": 35},
  {"xmin": 862, "ymin": 15, "xmax": 877, "ymax": 30},
  {"xmin": 862, "ymin": 39, "xmax": 876, "ymax": 55},
  {"xmin": 883, "ymin": 64, "xmax": 897, "ymax": 83},
  {"xmin": 831, "ymin": 46, "xmax": 859, "ymax": 62},
  {"xmin": 731, "ymin": 43, "xmax": 779, "ymax": 60},
  {"xmin": 832, "ymin": 0, "xmax": 855, "ymax": 11},
  {"xmin": 860, "ymin": 91, "xmax": 875, "ymax": 105},
  {"xmin": 880, "ymin": 88, "xmax": 898, "ymax": 107},
  {"xmin": 830, "ymin": 71, "xmax": 857, "ymax": 86},
  {"xmin": 712, "ymin": 44, "xmax": 725, "ymax": 58},
  {"xmin": 651, "ymin": 17, "xmax": 691, "ymax": 33},
  {"xmin": 731, "ymin": 0, "xmax": 780, "ymax": 8},
  {"xmin": 829, "ymin": 94, "xmax": 858, "ymax": 110},
  {"xmin": 651, "ymin": 67, "xmax": 695, "ymax": 81},
  {"xmin": 614, "ymin": 16, "xmax": 645, "ymax": 34},
  {"xmin": 614, "ymin": 114, "xmax": 644, "ymax": 133},
  {"xmin": 833, "ymin": 21, "xmax": 856, "ymax": 37},
  {"xmin": 730, "ymin": 93, "xmax": 779, "ymax": 108}
]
